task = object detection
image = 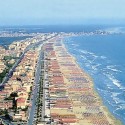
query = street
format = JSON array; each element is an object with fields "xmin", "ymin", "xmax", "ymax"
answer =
[{"xmin": 27, "ymin": 44, "xmax": 44, "ymax": 125}]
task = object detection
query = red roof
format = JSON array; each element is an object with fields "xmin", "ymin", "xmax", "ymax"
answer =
[
  {"xmin": 17, "ymin": 98, "xmax": 26, "ymax": 103},
  {"xmin": 61, "ymin": 118, "xmax": 77, "ymax": 123}
]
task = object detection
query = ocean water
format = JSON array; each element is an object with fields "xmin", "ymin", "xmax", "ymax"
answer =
[
  {"xmin": 64, "ymin": 34, "xmax": 125, "ymax": 125},
  {"xmin": 1, "ymin": 25, "xmax": 124, "ymax": 33},
  {"xmin": 0, "ymin": 25, "xmax": 103, "ymax": 33}
]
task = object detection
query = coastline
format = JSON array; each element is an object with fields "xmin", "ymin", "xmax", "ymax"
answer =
[{"xmin": 60, "ymin": 38, "xmax": 122, "ymax": 125}]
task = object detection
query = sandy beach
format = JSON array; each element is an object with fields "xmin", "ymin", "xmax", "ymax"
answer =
[{"xmin": 44, "ymin": 38, "xmax": 122, "ymax": 125}]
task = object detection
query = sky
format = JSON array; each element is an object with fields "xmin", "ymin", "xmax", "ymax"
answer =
[{"xmin": 0, "ymin": 0, "xmax": 125, "ymax": 25}]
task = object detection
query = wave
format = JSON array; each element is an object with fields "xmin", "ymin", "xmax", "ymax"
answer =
[
  {"xmin": 110, "ymin": 78, "xmax": 121, "ymax": 88},
  {"xmin": 112, "ymin": 97, "xmax": 125, "ymax": 104},
  {"xmin": 92, "ymin": 64, "xmax": 101, "ymax": 69},
  {"xmin": 111, "ymin": 92, "xmax": 121, "ymax": 97},
  {"xmin": 106, "ymin": 65, "xmax": 122, "ymax": 72},
  {"xmin": 80, "ymin": 55, "xmax": 87, "ymax": 60},
  {"xmin": 105, "ymin": 74, "xmax": 121, "ymax": 88},
  {"xmin": 80, "ymin": 50, "xmax": 98, "ymax": 58},
  {"xmin": 71, "ymin": 43, "xmax": 79, "ymax": 47},
  {"xmin": 100, "ymin": 56, "xmax": 107, "ymax": 59},
  {"xmin": 118, "ymin": 104, "xmax": 125, "ymax": 110},
  {"xmin": 103, "ymin": 96, "xmax": 117, "ymax": 107}
]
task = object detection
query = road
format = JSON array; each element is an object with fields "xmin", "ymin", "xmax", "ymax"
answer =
[
  {"xmin": 41, "ymin": 57, "xmax": 46, "ymax": 122},
  {"xmin": 27, "ymin": 35, "xmax": 58, "ymax": 125},
  {"xmin": 27, "ymin": 44, "xmax": 44, "ymax": 125},
  {"xmin": 41, "ymin": 56, "xmax": 51, "ymax": 123}
]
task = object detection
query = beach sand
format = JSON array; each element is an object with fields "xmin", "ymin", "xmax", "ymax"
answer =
[{"xmin": 45, "ymin": 38, "xmax": 122, "ymax": 125}]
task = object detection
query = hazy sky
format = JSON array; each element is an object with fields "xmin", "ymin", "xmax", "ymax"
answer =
[{"xmin": 0, "ymin": 0, "xmax": 125, "ymax": 25}]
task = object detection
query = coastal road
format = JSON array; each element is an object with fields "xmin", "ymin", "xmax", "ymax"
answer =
[
  {"xmin": 41, "ymin": 58, "xmax": 51, "ymax": 123},
  {"xmin": 41, "ymin": 58, "xmax": 46, "ymax": 122},
  {"xmin": 27, "ymin": 44, "xmax": 44, "ymax": 125}
]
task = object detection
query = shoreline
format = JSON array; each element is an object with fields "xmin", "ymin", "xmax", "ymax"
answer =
[{"xmin": 60, "ymin": 38, "xmax": 122, "ymax": 125}]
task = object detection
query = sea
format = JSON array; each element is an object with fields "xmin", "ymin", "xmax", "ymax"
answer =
[
  {"xmin": 0, "ymin": 25, "xmax": 125, "ymax": 124},
  {"xmin": 64, "ymin": 27, "xmax": 125, "ymax": 125}
]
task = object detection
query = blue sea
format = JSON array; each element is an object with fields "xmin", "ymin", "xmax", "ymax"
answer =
[
  {"xmin": 1, "ymin": 25, "xmax": 102, "ymax": 33},
  {"xmin": 64, "ymin": 32, "xmax": 125, "ymax": 124}
]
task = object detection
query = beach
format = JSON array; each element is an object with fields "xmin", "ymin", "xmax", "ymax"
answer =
[
  {"xmin": 44, "ymin": 37, "xmax": 122, "ymax": 125},
  {"xmin": 64, "ymin": 34, "xmax": 125, "ymax": 125}
]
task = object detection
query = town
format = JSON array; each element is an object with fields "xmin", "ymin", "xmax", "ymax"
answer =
[
  {"xmin": 0, "ymin": 33, "xmax": 121, "ymax": 125},
  {"xmin": 0, "ymin": 33, "xmax": 56, "ymax": 125}
]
